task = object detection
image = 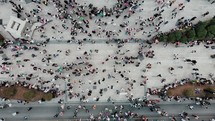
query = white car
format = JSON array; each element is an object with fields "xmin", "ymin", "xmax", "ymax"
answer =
[
  {"xmin": 12, "ymin": 112, "xmax": 17, "ymax": 116},
  {"xmin": 8, "ymin": 104, "xmax": 12, "ymax": 107},
  {"xmin": 12, "ymin": 112, "xmax": 18, "ymax": 116}
]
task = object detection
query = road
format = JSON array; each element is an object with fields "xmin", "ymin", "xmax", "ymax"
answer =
[{"xmin": 0, "ymin": 102, "xmax": 214, "ymax": 121}]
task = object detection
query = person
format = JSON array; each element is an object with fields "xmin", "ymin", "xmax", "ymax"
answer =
[
  {"xmin": 12, "ymin": 111, "xmax": 19, "ymax": 116},
  {"xmin": 28, "ymin": 107, "xmax": 32, "ymax": 111},
  {"xmin": 67, "ymin": 106, "xmax": 72, "ymax": 110},
  {"xmin": 24, "ymin": 116, "xmax": 28, "ymax": 120},
  {"xmin": 188, "ymin": 105, "xmax": 194, "ymax": 110},
  {"xmin": 53, "ymin": 114, "xmax": 59, "ymax": 118}
]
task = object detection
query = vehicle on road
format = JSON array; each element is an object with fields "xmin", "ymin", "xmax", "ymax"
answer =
[
  {"xmin": 0, "ymin": 104, "xmax": 12, "ymax": 109},
  {"xmin": 24, "ymin": 116, "xmax": 28, "ymax": 120},
  {"xmin": 12, "ymin": 112, "xmax": 19, "ymax": 116},
  {"xmin": 211, "ymin": 46, "xmax": 215, "ymax": 49},
  {"xmin": 211, "ymin": 54, "xmax": 215, "ymax": 58},
  {"xmin": 27, "ymin": 107, "xmax": 32, "ymax": 111}
]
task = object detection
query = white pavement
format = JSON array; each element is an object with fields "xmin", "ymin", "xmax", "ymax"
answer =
[{"xmin": 1, "ymin": 42, "xmax": 215, "ymax": 102}]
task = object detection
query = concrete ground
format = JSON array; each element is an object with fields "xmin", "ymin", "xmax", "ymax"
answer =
[{"xmin": 1, "ymin": 42, "xmax": 215, "ymax": 102}]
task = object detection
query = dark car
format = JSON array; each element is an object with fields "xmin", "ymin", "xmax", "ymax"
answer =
[
  {"xmin": 211, "ymin": 46, "xmax": 215, "ymax": 49},
  {"xmin": 210, "ymin": 54, "xmax": 215, "ymax": 58}
]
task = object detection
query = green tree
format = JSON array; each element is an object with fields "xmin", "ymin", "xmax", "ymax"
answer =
[
  {"xmin": 180, "ymin": 36, "xmax": 188, "ymax": 43},
  {"xmin": 167, "ymin": 33, "xmax": 176, "ymax": 42},
  {"xmin": 195, "ymin": 21, "xmax": 208, "ymax": 29},
  {"xmin": 186, "ymin": 29, "xmax": 196, "ymax": 40},
  {"xmin": 159, "ymin": 35, "xmax": 168, "ymax": 42},
  {"xmin": 0, "ymin": 34, "xmax": 4, "ymax": 46},
  {"xmin": 195, "ymin": 21, "xmax": 208, "ymax": 39},
  {"xmin": 207, "ymin": 25, "xmax": 215, "ymax": 35},
  {"xmin": 174, "ymin": 31, "xmax": 182, "ymax": 40},
  {"xmin": 208, "ymin": 18, "xmax": 215, "ymax": 26},
  {"xmin": 206, "ymin": 32, "xmax": 214, "ymax": 39},
  {"xmin": 195, "ymin": 28, "xmax": 207, "ymax": 39}
]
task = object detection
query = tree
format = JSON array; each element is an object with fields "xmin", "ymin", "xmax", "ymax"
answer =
[
  {"xmin": 159, "ymin": 35, "xmax": 168, "ymax": 42},
  {"xmin": 208, "ymin": 18, "xmax": 215, "ymax": 26},
  {"xmin": 207, "ymin": 25, "xmax": 215, "ymax": 35},
  {"xmin": 195, "ymin": 21, "xmax": 208, "ymax": 29},
  {"xmin": 0, "ymin": 34, "xmax": 4, "ymax": 46},
  {"xmin": 180, "ymin": 36, "xmax": 188, "ymax": 43},
  {"xmin": 174, "ymin": 31, "xmax": 182, "ymax": 40},
  {"xmin": 195, "ymin": 28, "xmax": 207, "ymax": 39},
  {"xmin": 186, "ymin": 29, "xmax": 196, "ymax": 40},
  {"xmin": 195, "ymin": 21, "xmax": 208, "ymax": 39},
  {"xmin": 167, "ymin": 33, "xmax": 176, "ymax": 42},
  {"xmin": 206, "ymin": 32, "xmax": 214, "ymax": 39}
]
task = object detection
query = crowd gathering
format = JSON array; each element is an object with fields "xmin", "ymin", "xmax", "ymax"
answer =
[
  {"xmin": 7, "ymin": 0, "xmax": 213, "ymax": 41},
  {"xmin": 0, "ymin": 0, "xmax": 215, "ymax": 120}
]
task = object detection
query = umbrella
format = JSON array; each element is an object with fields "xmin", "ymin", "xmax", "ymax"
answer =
[
  {"xmin": 58, "ymin": 67, "xmax": 63, "ymax": 73},
  {"xmin": 79, "ymin": 17, "xmax": 84, "ymax": 21},
  {"xmin": 99, "ymin": 12, "xmax": 103, "ymax": 17}
]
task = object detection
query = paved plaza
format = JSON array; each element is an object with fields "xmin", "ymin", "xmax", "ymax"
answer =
[
  {"xmin": 0, "ymin": 0, "xmax": 215, "ymax": 121},
  {"xmin": 1, "ymin": 42, "xmax": 215, "ymax": 102}
]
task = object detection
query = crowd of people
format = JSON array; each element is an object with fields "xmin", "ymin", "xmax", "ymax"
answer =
[
  {"xmin": 0, "ymin": 0, "xmax": 215, "ymax": 120},
  {"xmin": 8, "ymin": 0, "xmax": 214, "ymax": 41}
]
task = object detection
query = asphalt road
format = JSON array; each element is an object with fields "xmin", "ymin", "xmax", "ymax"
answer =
[{"xmin": 0, "ymin": 102, "xmax": 215, "ymax": 121}]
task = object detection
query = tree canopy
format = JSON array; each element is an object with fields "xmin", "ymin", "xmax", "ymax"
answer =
[{"xmin": 158, "ymin": 18, "xmax": 215, "ymax": 43}]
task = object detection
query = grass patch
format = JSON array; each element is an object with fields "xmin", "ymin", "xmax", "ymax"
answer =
[
  {"xmin": 23, "ymin": 90, "xmax": 36, "ymax": 101},
  {"xmin": 3, "ymin": 87, "xmax": 17, "ymax": 97},
  {"xmin": 166, "ymin": 83, "xmax": 215, "ymax": 98},
  {"xmin": 0, "ymin": 85, "xmax": 56, "ymax": 102},
  {"xmin": 42, "ymin": 93, "xmax": 53, "ymax": 101},
  {"xmin": 183, "ymin": 89, "xmax": 195, "ymax": 97}
]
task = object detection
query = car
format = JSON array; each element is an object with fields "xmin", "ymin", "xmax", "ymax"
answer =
[
  {"xmin": 0, "ymin": 104, "xmax": 8, "ymax": 109},
  {"xmin": 0, "ymin": 105, "xmax": 4, "ymax": 109},
  {"xmin": 211, "ymin": 46, "xmax": 215, "ymax": 49},
  {"xmin": 210, "ymin": 54, "xmax": 215, "ymax": 58}
]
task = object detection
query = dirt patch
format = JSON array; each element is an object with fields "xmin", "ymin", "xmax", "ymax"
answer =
[
  {"xmin": 167, "ymin": 83, "xmax": 215, "ymax": 98},
  {"xmin": 0, "ymin": 85, "xmax": 54, "ymax": 102}
]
